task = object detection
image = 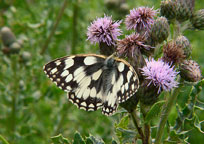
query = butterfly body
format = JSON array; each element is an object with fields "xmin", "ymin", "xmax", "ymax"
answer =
[{"xmin": 44, "ymin": 54, "xmax": 139, "ymax": 116}]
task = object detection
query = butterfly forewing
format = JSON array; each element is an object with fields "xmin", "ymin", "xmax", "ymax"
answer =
[{"xmin": 43, "ymin": 54, "xmax": 139, "ymax": 116}]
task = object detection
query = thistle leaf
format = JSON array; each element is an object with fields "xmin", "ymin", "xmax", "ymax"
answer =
[
  {"xmin": 51, "ymin": 134, "xmax": 70, "ymax": 144},
  {"xmin": 73, "ymin": 132, "xmax": 85, "ymax": 144},
  {"xmin": 145, "ymin": 100, "xmax": 165, "ymax": 123}
]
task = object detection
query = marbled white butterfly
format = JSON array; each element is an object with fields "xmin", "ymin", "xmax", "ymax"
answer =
[{"xmin": 43, "ymin": 54, "xmax": 139, "ymax": 116}]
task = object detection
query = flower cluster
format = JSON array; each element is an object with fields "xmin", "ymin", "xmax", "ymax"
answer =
[
  {"xmin": 87, "ymin": 15, "xmax": 122, "ymax": 46},
  {"xmin": 141, "ymin": 58, "xmax": 179, "ymax": 93},
  {"xmin": 84, "ymin": 2, "xmax": 203, "ymax": 143},
  {"xmin": 86, "ymin": 4, "xmax": 202, "ymax": 108}
]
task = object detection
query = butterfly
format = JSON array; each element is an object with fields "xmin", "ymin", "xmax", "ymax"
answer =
[{"xmin": 43, "ymin": 54, "xmax": 139, "ymax": 116}]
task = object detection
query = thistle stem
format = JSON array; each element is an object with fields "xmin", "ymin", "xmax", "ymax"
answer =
[
  {"xmin": 144, "ymin": 124, "xmax": 151, "ymax": 144},
  {"xmin": 173, "ymin": 20, "xmax": 181, "ymax": 39},
  {"xmin": 40, "ymin": 0, "xmax": 68, "ymax": 55},
  {"xmin": 140, "ymin": 103, "xmax": 152, "ymax": 144},
  {"xmin": 155, "ymin": 86, "xmax": 181, "ymax": 144},
  {"xmin": 130, "ymin": 110, "xmax": 145, "ymax": 144},
  {"xmin": 0, "ymin": 135, "xmax": 10, "ymax": 144},
  {"xmin": 53, "ymin": 104, "xmax": 70, "ymax": 135},
  {"xmin": 10, "ymin": 56, "xmax": 19, "ymax": 141}
]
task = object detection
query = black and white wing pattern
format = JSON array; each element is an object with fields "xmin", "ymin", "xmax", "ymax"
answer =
[{"xmin": 43, "ymin": 54, "xmax": 139, "ymax": 116}]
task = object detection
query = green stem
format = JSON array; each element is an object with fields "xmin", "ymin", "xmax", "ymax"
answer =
[
  {"xmin": 10, "ymin": 56, "xmax": 18, "ymax": 141},
  {"xmin": 173, "ymin": 20, "xmax": 181, "ymax": 39},
  {"xmin": 0, "ymin": 135, "xmax": 10, "ymax": 144},
  {"xmin": 130, "ymin": 110, "xmax": 145, "ymax": 144},
  {"xmin": 140, "ymin": 103, "xmax": 152, "ymax": 144},
  {"xmin": 53, "ymin": 104, "xmax": 70, "ymax": 135},
  {"xmin": 71, "ymin": 0, "xmax": 79, "ymax": 54},
  {"xmin": 25, "ymin": 0, "xmax": 37, "ymax": 21},
  {"xmin": 144, "ymin": 124, "xmax": 151, "ymax": 144},
  {"xmin": 40, "ymin": 0, "xmax": 68, "ymax": 55},
  {"xmin": 155, "ymin": 86, "xmax": 182, "ymax": 144}
]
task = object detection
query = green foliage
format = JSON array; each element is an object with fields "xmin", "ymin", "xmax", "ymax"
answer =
[
  {"xmin": 51, "ymin": 132, "xmax": 107, "ymax": 144},
  {"xmin": 115, "ymin": 115, "xmax": 137, "ymax": 143},
  {"xmin": 73, "ymin": 132, "xmax": 86, "ymax": 144},
  {"xmin": 51, "ymin": 134, "xmax": 70, "ymax": 144},
  {"xmin": 0, "ymin": 135, "xmax": 10, "ymax": 144},
  {"xmin": 145, "ymin": 100, "xmax": 165, "ymax": 123},
  {"xmin": 0, "ymin": 0, "xmax": 204, "ymax": 144}
]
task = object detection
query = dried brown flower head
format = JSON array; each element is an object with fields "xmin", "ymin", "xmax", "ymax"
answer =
[
  {"xmin": 117, "ymin": 33, "xmax": 151, "ymax": 57},
  {"xmin": 163, "ymin": 41, "xmax": 185, "ymax": 64},
  {"xmin": 179, "ymin": 60, "xmax": 202, "ymax": 82}
]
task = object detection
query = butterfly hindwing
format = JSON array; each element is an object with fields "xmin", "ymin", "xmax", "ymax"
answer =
[
  {"xmin": 43, "ymin": 54, "xmax": 139, "ymax": 116},
  {"xmin": 101, "ymin": 60, "xmax": 139, "ymax": 115},
  {"xmin": 114, "ymin": 59, "xmax": 140, "ymax": 103},
  {"xmin": 67, "ymin": 92, "xmax": 103, "ymax": 111}
]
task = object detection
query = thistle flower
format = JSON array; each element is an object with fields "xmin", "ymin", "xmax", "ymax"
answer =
[
  {"xmin": 125, "ymin": 7, "xmax": 157, "ymax": 32},
  {"xmin": 141, "ymin": 58, "xmax": 179, "ymax": 93},
  {"xmin": 163, "ymin": 41, "xmax": 185, "ymax": 64},
  {"xmin": 117, "ymin": 33, "xmax": 151, "ymax": 57},
  {"xmin": 87, "ymin": 15, "xmax": 122, "ymax": 46},
  {"xmin": 179, "ymin": 60, "xmax": 202, "ymax": 82}
]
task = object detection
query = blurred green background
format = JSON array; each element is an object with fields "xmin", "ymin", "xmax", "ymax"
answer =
[{"xmin": 0, "ymin": 0, "xmax": 203, "ymax": 143}]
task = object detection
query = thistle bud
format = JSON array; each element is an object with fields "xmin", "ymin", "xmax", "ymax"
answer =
[
  {"xmin": 119, "ymin": 3, "xmax": 129, "ymax": 15},
  {"xmin": 175, "ymin": 0, "xmax": 192, "ymax": 22},
  {"xmin": 175, "ymin": 35, "xmax": 192, "ymax": 58},
  {"xmin": 186, "ymin": 0, "xmax": 195, "ymax": 15},
  {"xmin": 20, "ymin": 51, "xmax": 31, "ymax": 63},
  {"xmin": 160, "ymin": 0, "xmax": 177, "ymax": 20},
  {"xmin": 0, "ymin": 27, "xmax": 16, "ymax": 47},
  {"xmin": 191, "ymin": 9, "xmax": 204, "ymax": 30},
  {"xmin": 104, "ymin": 0, "xmax": 119, "ymax": 10},
  {"xmin": 179, "ymin": 60, "xmax": 202, "ymax": 82},
  {"xmin": 163, "ymin": 41, "xmax": 185, "ymax": 65},
  {"xmin": 10, "ymin": 42, "xmax": 21, "ymax": 54},
  {"xmin": 150, "ymin": 17, "xmax": 169, "ymax": 44}
]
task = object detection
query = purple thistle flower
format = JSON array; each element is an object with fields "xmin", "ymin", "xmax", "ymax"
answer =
[
  {"xmin": 87, "ymin": 15, "xmax": 122, "ymax": 46},
  {"xmin": 125, "ymin": 7, "xmax": 157, "ymax": 32},
  {"xmin": 141, "ymin": 58, "xmax": 179, "ymax": 93}
]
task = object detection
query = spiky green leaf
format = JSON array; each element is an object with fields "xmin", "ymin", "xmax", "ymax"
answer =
[{"xmin": 145, "ymin": 100, "xmax": 165, "ymax": 123}]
